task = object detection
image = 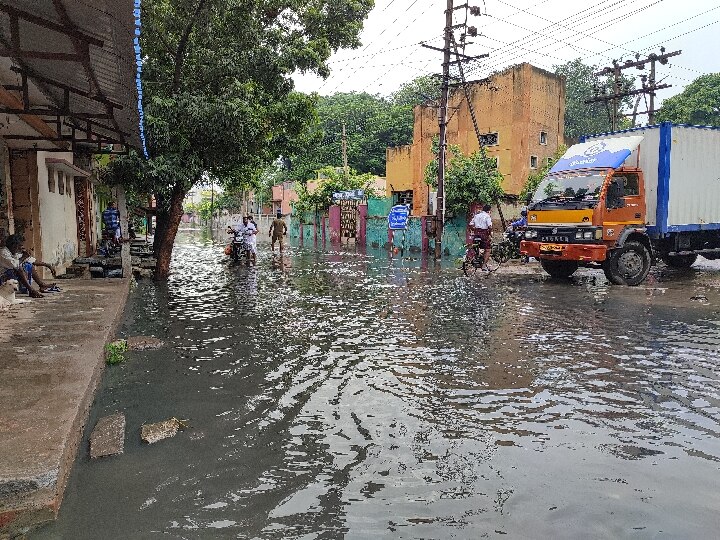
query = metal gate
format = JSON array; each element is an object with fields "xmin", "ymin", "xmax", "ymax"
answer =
[{"xmin": 339, "ymin": 199, "xmax": 359, "ymax": 240}]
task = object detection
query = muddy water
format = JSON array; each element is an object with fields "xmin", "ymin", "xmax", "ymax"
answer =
[{"xmin": 35, "ymin": 231, "xmax": 720, "ymax": 539}]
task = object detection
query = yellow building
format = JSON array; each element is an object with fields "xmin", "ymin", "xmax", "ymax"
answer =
[{"xmin": 386, "ymin": 63, "xmax": 565, "ymax": 216}]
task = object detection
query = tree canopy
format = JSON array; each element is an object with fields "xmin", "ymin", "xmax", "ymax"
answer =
[
  {"xmin": 292, "ymin": 167, "xmax": 378, "ymax": 215},
  {"xmin": 656, "ymin": 73, "xmax": 720, "ymax": 126},
  {"xmin": 555, "ymin": 59, "xmax": 634, "ymax": 141},
  {"xmin": 104, "ymin": 0, "xmax": 374, "ymax": 278},
  {"xmin": 283, "ymin": 75, "xmax": 440, "ymax": 182},
  {"xmin": 424, "ymin": 142, "xmax": 504, "ymax": 219}
]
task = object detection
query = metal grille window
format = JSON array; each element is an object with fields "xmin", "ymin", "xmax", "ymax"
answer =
[{"xmin": 479, "ymin": 132, "xmax": 499, "ymax": 146}]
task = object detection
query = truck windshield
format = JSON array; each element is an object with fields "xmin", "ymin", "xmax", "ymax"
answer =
[{"xmin": 532, "ymin": 171, "xmax": 607, "ymax": 203}]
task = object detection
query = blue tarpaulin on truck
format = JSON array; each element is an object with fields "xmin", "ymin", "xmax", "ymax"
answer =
[{"xmin": 550, "ymin": 136, "xmax": 644, "ymax": 173}]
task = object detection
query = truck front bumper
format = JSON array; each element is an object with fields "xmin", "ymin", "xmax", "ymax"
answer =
[{"xmin": 521, "ymin": 241, "xmax": 608, "ymax": 262}]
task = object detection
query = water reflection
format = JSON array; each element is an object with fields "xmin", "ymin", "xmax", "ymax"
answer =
[{"xmin": 35, "ymin": 231, "xmax": 720, "ymax": 539}]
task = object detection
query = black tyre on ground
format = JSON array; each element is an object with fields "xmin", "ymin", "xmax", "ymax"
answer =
[
  {"xmin": 662, "ymin": 253, "xmax": 698, "ymax": 268},
  {"xmin": 603, "ymin": 241, "xmax": 651, "ymax": 286},
  {"xmin": 540, "ymin": 259, "xmax": 579, "ymax": 278}
]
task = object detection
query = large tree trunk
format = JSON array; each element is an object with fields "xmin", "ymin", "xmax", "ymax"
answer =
[{"xmin": 153, "ymin": 182, "xmax": 187, "ymax": 281}]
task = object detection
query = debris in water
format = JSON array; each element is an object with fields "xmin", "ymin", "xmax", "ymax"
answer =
[
  {"xmin": 127, "ymin": 335, "xmax": 165, "ymax": 351},
  {"xmin": 141, "ymin": 418, "xmax": 188, "ymax": 444},
  {"xmin": 690, "ymin": 295, "xmax": 708, "ymax": 302},
  {"xmin": 90, "ymin": 413, "xmax": 126, "ymax": 458}
]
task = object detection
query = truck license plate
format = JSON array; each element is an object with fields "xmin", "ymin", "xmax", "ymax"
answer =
[{"xmin": 540, "ymin": 243, "xmax": 564, "ymax": 253}]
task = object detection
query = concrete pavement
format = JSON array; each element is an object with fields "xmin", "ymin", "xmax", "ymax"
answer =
[{"xmin": 0, "ymin": 279, "xmax": 130, "ymax": 535}]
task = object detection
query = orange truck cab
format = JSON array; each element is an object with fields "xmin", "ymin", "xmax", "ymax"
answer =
[{"xmin": 521, "ymin": 124, "xmax": 720, "ymax": 285}]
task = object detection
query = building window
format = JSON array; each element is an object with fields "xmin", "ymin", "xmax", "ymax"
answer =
[
  {"xmin": 393, "ymin": 190, "xmax": 413, "ymax": 207},
  {"xmin": 530, "ymin": 156, "xmax": 538, "ymax": 169},
  {"xmin": 540, "ymin": 131, "xmax": 548, "ymax": 145},
  {"xmin": 48, "ymin": 169, "xmax": 56, "ymax": 193},
  {"xmin": 58, "ymin": 171, "xmax": 65, "ymax": 195},
  {"xmin": 479, "ymin": 132, "xmax": 499, "ymax": 146}
]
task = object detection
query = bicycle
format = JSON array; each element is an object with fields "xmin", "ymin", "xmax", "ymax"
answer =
[{"xmin": 462, "ymin": 239, "xmax": 500, "ymax": 276}]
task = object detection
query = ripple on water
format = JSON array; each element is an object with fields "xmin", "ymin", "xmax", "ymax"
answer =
[{"xmin": 35, "ymin": 232, "xmax": 720, "ymax": 540}]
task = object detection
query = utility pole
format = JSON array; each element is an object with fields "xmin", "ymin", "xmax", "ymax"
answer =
[
  {"xmin": 421, "ymin": 3, "xmax": 485, "ymax": 259},
  {"xmin": 433, "ymin": 0, "xmax": 454, "ymax": 260},
  {"xmin": 587, "ymin": 48, "xmax": 681, "ymax": 128},
  {"xmin": 341, "ymin": 122, "xmax": 349, "ymax": 180}
]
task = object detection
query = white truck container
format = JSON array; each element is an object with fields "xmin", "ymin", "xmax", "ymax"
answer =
[{"xmin": 584, "ymin": 123, "xmax": 720, "ymax": 236}]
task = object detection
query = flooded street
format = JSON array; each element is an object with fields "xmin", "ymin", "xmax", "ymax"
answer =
[{"xmin": 35, "ymin": 231, "xmax": 720, "ymax": 539}]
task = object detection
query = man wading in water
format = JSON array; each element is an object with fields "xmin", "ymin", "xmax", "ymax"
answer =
[
  {"xmin": 469, "ymin": 204, "xmax": 493, "ymax": 271},
  {"xmin": 269, "ymin": 211, "xmax": 287, "ymax": 254}
]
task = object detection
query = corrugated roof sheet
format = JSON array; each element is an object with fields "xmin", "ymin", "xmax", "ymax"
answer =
[{"xmin": 1, "ymin": 0, "xmax": 142, "ymax": 150}]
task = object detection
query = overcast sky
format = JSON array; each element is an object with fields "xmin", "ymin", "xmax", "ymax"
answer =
[{"xmin": 292, "ymin": 0, "xmax": 720, "ymax": 106}]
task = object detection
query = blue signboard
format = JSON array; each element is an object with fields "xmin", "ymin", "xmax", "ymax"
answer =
[
  {"xmin": 549, "ymin": 135, "xmax": 644, "ymax": 173},
  {"xmin": 388, "ymin": 205, "xmax": 410, "ymax": 230}
]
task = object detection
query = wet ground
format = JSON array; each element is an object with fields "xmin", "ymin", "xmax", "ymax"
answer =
[{"xmin": 34, "ymin": 231, "xmax": 720, "ymax": 539}]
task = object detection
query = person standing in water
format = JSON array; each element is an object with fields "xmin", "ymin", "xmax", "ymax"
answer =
[{"xmin": 269, "ymin": 211, "xmax": 287, "ymax": 254}]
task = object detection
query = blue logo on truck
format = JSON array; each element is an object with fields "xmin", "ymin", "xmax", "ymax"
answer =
[{"xmin": 550, "ymin": 136, "xmax": 643, "ymax": 173}]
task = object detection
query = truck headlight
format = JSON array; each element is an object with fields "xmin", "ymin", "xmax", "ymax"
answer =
[
  {"xmin": 575, "ymin": 231, "xmax": 583, "ymax": 239},
  {"xmin": 525, "ymin": 230, "xmax": 537, "ymax": 239},
  {"xmin": 583, "ymin": 231, "xmax": 593, "ymax": 239}
]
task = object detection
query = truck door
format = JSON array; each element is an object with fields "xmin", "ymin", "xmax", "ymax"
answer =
[{"xmin": 605, "ymin": 171, "xmax": 645, "ymax": 225}]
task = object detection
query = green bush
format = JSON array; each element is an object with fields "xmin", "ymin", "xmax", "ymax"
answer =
[{"xmin": 105, "ymin": 339, "xmax": 128, "ymax": 365}]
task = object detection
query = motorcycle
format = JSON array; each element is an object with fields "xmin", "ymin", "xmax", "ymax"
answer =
[
  {"xmin": 491, "ymin": 227, "xmax": 526, "ymax": 263},
  {"xmin": 100, "ymin": 228, "xmax": 121, "ymax": 257},
  {"xmin": 227, "ymin": 228, "xmax": 251, "ymax": 263}
]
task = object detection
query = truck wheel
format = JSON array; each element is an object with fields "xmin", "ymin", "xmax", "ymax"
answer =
[
  {"xmin": 662, "ymin": 253, "xmax": 698, "ymax": 268},
  {"xmin": 540, "ymin": 259, "xmax": 579, "ymax": 278},
  {"xmin": 603, "ymin": 241, "xmax": 651, "ymax": 285}
]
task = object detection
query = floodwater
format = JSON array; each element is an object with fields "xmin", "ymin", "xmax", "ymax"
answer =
[{"xmin": 35, "ymin": 231, "xmax": 720, "ymax": 539}]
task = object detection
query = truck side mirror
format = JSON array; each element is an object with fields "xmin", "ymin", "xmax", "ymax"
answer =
[{"xmin": 606, "ymin": 177, "xmax": 626, "ymax": 209}]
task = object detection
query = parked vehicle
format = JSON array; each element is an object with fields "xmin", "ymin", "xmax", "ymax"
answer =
[
  {"xmin": 227, "ymin": 230, "xmax": 251, "ymax": 264},
  {"xmin": 100, "ymin": 228, "xmax": 121, "ymax": 257},
  {"xmin": 492, "ymin": 228, "xmax": 525, "ymax": 264},
  {"xmin": 521, "ymin": 123, "xmax": 720, "ymax": 285}
]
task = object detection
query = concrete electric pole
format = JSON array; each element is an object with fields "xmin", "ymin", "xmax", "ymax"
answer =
[
  {"xmin": 587, "ymin": 48, "xmax": 681, "ymax": 128},
  {"xmin": 421, "ymin": 3, "xmax": 486, "ymax": 259}
]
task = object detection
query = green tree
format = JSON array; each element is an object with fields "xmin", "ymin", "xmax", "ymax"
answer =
[
  {"xmin": 293, "ymin": 167, "xmax": 377, "ymax": 215},
  {"xmin": 284, "ymin": 75, "xmax": 439, "ymax": 182},
  {"xmin": 656, "ymin": 73, "xmax": 720, "ymax": 126},
  {"xmin": 104, "ymin": 0, "xmax": 373, "ymax": 279},
  {"xmin": 390, "ymin": 75, "xmax": 441, "ymax": 107},
  {"xmin": 555, "ymin": 59, "xmax": 634, "ymax": 141},
  {"xmin": 286, "ymin": 92, "xmax": 413, "ymax": 181},
  {"xmin": 520, "ymin": 145, "xmax": 567, "ymax": 202},
  {"xmin": 424, "ymin": 142, "xmax": 504, "ymax": 219}
]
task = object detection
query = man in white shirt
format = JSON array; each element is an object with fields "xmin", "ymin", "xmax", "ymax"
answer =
[
  {"xmin": 468, "ymin": 204, "xmax": 493, "ymax": 270},
  {"xmin": 227, "ymin": 216, "xmax": 257, "ymax": 264}
]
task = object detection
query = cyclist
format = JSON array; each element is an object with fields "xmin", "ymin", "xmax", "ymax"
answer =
[{"xmin": 469, "ymin": 203, "xmax": 493, "ymax": 270}]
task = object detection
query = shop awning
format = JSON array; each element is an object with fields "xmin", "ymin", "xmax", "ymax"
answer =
[{"xmin": 0, "ymin": 0, "xmax": 143, "ymax": 154}]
